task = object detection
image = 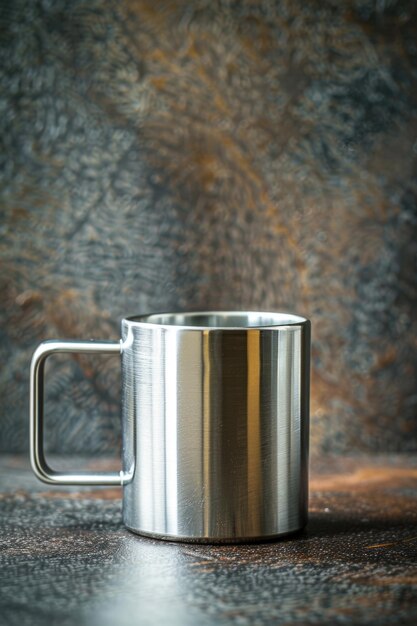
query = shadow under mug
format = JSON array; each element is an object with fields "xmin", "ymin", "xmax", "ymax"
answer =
[{"xmin": 30, "ymin": 311, "xmax": 311, "ymax": 543}]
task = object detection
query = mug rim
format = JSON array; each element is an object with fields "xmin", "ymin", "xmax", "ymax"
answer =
[{"xmin": 123, "ymin": 310, "xmax": 310, "ymax": 331}]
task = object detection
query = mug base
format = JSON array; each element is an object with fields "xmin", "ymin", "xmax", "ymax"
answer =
[{"xmin": 123, "ymin": 522, "xmax": 307, "ymax": 544}]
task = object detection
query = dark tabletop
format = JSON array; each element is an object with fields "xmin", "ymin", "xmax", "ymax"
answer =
[{"xmin": 0, "ymin": 454, "xmax": 416, "ymax": 626}]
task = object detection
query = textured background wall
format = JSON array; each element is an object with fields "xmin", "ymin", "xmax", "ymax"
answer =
[{"xmin": 1, "ymin": 0, "xmax": 416, "ymax": 456}]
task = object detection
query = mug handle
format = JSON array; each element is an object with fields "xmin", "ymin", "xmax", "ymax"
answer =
[{"xmin": 30, "ymin": 339, "xmax": 124, "ymax": 486}]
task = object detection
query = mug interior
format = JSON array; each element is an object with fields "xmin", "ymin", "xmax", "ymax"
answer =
[{"xmin": 126, "ymin": 311, "xmax": 307, "ymax": 329}]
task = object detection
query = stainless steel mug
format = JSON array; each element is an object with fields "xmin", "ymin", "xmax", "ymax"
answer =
[{"xmin": 30, "ymin": 311, "xmax": 311, "ymax": 543}]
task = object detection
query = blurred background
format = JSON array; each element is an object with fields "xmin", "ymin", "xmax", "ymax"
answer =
[{"xmin": 1, "ymin": 0, "xmax": 416, "ymax": 457}]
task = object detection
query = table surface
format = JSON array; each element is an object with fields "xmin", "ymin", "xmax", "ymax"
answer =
[{"xmin": 0, "ymin": 454, "xmax": 416, "ymax": 626}]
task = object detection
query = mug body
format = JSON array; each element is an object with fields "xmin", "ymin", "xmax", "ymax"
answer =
[{"xmin": 121, "ymin": 311, "xmax": 310, "ymax": 543}]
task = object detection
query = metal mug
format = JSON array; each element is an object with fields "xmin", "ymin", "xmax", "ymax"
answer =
[{"xmin": 30, "ymin": 311, "xmax": 311, "ymax": 543}]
